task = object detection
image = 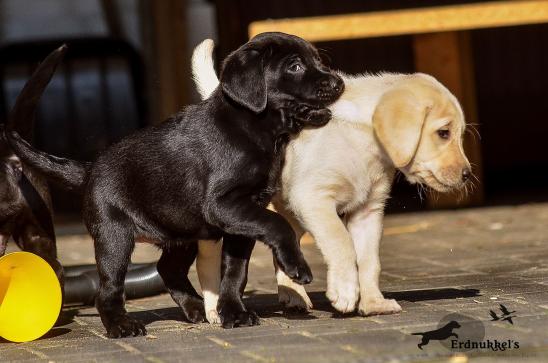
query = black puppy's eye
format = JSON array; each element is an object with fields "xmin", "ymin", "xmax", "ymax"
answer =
[
  {"xmin": 437, "ymin": 129, "xmax": 450, "ymax": 140},
  {"xmin": 287, "ymin": 63, "xmax": 304, "ymax": 73}
]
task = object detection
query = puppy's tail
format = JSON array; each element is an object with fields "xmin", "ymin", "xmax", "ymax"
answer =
[
  {"xmin": 5, "ymin": 45, "xmax": 90, "ymax": 193},
  {"xmin": 191, "ymin": 39, "xmax": 219, "ymax": 100},
  {"xmin": 7, "ymin": 44, "xmax": 67, "ymax": 140},
  {"xmin": 6, "ymin": 132, "xmax": 90, "ymax": 192}
]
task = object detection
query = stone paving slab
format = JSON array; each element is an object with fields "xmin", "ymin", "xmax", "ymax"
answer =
[{"xmin": 2, "ymin": 203, "xmax": 548, "ymax": 362}]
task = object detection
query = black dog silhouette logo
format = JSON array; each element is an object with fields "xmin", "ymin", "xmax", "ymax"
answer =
[
  {"xmin": 411, "ymin": 313, "xmax": 485, "ymax": 351},
  {"xmin": 412, "ymin": 320, "xmax": 461, "ymax": 350}
]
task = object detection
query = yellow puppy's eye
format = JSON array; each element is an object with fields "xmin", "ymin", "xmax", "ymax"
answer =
[{"xmin": 437, "ymin": 129, "xmax": 450, "ymax": 139}]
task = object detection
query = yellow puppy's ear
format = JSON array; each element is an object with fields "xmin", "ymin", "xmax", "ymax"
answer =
[{"xmin": 372, "ymin": 88, "xmax": 429, "ymax": 168}]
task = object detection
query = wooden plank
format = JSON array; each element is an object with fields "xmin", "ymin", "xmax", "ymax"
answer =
[
  {"xmin": 140, "ymin": 0, "xmax": 189, "ymax": 124},
  {"xmin": 413, "ymin": 31, "xmax": 484, "ymax": 208},
  {"xmin": 100, "ymin": 0, "xmax": 124, "ymax": 38},
  {"xmin": 249, "ymin": 0, "xmax": 548, "ymax": 41}
]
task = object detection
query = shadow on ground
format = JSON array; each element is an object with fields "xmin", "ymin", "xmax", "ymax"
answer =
[{"xmin": 72, "ymin": 287, "xmax": 482, "ymax": 326}]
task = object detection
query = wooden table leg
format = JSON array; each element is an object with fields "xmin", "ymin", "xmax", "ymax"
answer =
[
  {"xmin": 413, "ymin": 31, "xmax": 484, "ymax": 208},
  {"xmin": 140, "ymin": 0, "xmax": 189, "ymax": 124}
]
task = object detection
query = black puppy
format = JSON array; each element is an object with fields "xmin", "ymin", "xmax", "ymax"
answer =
[
  {"xmin": 6, "ymin": 32, "xmax": 344, "ymax": 337},
  {"xmin": 0, "ymin": 46, "xmax": 67, "ymax": 286}
]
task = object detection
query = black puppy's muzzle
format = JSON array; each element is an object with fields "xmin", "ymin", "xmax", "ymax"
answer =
[{"xmin": 315, "ymin": 74, "xmax": 344, "ymax": 104}]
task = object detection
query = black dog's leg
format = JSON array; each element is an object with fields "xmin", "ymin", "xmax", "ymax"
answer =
[
  {"xmin": 0, "ymin": 233, "xmax": 8, "ymax": 256},
  {"xmin": 157, "ymin": 242, "xmax": 205, "ymax": 323},
  {"xmin": 218, "ymin": 234, "xmax": 259, "ymax": 328},
  {"xmin": 17, "ymin": 224, "xmax": 64, "ymax": 289},
  {"xmin": 94, "ymin": 221, "xmax": 146, "ymax": 338},
  {"xmin": 418, "ymin": 336, "xmax": 429, "ymax": 350},
  {"xmin": 207, "ymin": 199, "xmax": 312, "ymax": 285}
]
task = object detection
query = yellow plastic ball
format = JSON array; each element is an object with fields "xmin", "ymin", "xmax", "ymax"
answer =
[{"xmin": 0, "ymin": 252, "xmax": 62, "ymax": 342}]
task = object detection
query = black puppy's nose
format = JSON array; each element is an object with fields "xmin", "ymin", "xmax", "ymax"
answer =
[
  {"xmin": 462, "ymin": 168, "xmax": 471, "ymax": 182},
  {"xmin": 320, "ymin": 78, "xmax": 344, "ymax": 93},
  {"xmin": 332, "ymin": 77, "xmax": 344, "ymax": 93}
]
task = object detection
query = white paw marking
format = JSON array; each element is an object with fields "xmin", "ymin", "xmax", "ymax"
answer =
[
  {"xmin": 205, "ymin": 309, "xmax": 221, "ymax": 324},
  {"xmin": 358, "ymin": 298, "xmax": 402, "ymax": 316},
  {"xmin": 278, "ymin": 285, "xmax": 313, "ymax": 311}
]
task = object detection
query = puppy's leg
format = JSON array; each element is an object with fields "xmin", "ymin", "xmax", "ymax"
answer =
[
  {"xmin": 271, "ymin": 198, "xmax": 312, "ymax": 311},
  {"xmin": 0, "ymin": 233, "xmax": 8, "ymax": 256},
  {"xmin": 17, "ymin": 223, "xmax": 64, "ymax": 289},
  {"xmin": 94, "ymin": 220, "xmax": 146, "ymax": 338},
  {"xmin": 157, "ymin": 242, "xmax": 205, "ymax": 323},
  {"xmin": 196, "ymin": 239, "xmax": 222, "ymax": 324},
  {"xmin": 206, "ymin": 198, "xmax": 311, "ymax": 285},
  {"xmin": 295, "ymin": 196, "xmax": 359, "ymax": 313},
  {"xmin": 217, "ymin": 234, "xmax": 259, "ymax": 329},
  {"xmin": 347, "ymin": 207, "xmax": 401, "ymax": 316}
]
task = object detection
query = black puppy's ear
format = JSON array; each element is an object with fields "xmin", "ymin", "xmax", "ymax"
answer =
[{"xmin": 220, "ymin": 48, "xmax": 267, "ymax": 113}]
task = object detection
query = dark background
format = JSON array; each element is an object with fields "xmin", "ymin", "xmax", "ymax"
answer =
[{"xmin": 0, "ymin": 0, "xmax": 546, "ymax": 217}]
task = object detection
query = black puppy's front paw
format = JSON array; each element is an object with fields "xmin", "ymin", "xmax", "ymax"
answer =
[
  {"xmin": 106, "ymin": 315, "xmax": 147, "ymax": 338},
  {"xmin": 276, "ymin": 251, "xmax": 313, "ymax": 285},
  {"xmin": 218, "ymin": 300, "xmax": 260, "ymax": 329},
  {"xmin": 181, "ymin": 296, "xmax": 206, "ymax": 323}
]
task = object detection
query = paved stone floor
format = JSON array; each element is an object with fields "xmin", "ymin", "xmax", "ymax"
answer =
[{"xmin": 2, "ymin": 203, "xmax": 548, "ymax": 362}]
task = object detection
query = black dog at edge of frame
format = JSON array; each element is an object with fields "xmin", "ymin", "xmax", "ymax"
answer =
[
  {"xmin": 0, "ymin": 46, "xmax": 66, "ymax": 288},
  {"xmin": 6, "ymin": 32, "xmax": 344, "ymax": 338}
]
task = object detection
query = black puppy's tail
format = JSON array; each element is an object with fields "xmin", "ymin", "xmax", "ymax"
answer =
[
  {"xmin": 5, "ymin": 44, "xmax": 90, "ymax": 192},
  {"xmin": 7, "ymin": 44, "xmax": 67, "ymax": 139},
  {"xmin": 6, "ymin": 132, "xmax": 90, "ymax": 192}
]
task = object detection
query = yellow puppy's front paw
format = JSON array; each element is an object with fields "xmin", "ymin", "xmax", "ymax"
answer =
[
  {"xmin": 358, "ymin": 298, "xmax": 402, "ymax": 316},
  {"xmin": 326, "ymin": 271, "xmax": 359, "ymax": 313}
]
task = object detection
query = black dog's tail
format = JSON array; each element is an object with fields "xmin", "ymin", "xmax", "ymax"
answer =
[
  {"xmin": 6, "ymin": 132, "xmax": 90, "ymax": 192},
  {"xmin": 411, "ymin": 333, "xmax": 424, "ymax": 336},
  {"xmin": 4, "ymin": 44, "xmax": 90, "ymax": 192}
]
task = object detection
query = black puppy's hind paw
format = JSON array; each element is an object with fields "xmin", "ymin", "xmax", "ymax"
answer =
[
  {"xmin": 219, "ymin": 302, "xmax": 260, "ymax": 329},
  {"xmin": 181, "ymin": 296, "xmax": 206, "ymax": 323},
  {"xmin": 221, "ymin": 310, "xmax": 260, "ymax": 329},
  {"xmin": 106, "ymin": 316, "xmax": 147, "ymax": 338}
]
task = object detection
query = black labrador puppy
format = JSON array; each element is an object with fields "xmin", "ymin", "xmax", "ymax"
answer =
[
  {"xmin": 6, "ymin": 32, "xmax": 344, "ymax": 338},
  {"xmin": 0, "ymin": 46, "xmax": 66, "ymax": 286}
]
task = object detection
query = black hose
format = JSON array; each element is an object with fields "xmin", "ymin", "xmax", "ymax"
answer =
[
  {"xmin": 63, "ymin": 263, "xmax": 165, "ymax": 306},
  {"xmin": 64, "ymin": 263, "xmax": 150, "ymax": 277}
]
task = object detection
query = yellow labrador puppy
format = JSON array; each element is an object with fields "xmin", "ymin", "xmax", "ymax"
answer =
[{"xmin": 193, "ymin": 40, "xmax": 471, "ymax": 322}]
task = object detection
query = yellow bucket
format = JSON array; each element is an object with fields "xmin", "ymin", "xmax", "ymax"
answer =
[{"xmin": 0, "ymin": 252, "xmax": 62, "ymax": 342}]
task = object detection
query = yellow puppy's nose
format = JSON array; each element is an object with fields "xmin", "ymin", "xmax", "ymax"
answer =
[
  {"xmin": 462, "ymin": 168, "xmax": 471, "ymax": 182},
  {"xmin": 0, "ymin": 252, "xmax": 62, "ymax": 342}
]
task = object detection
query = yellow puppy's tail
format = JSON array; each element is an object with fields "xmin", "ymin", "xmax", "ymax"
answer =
[{"xmin": 191, "ymin": 39, "xmax": 219, "ymax": 100}]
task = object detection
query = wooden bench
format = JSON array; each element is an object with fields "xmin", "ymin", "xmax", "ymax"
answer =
[{"xmin": 249, "ymin": 0, "xmax": 548, "ymax": 207}]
